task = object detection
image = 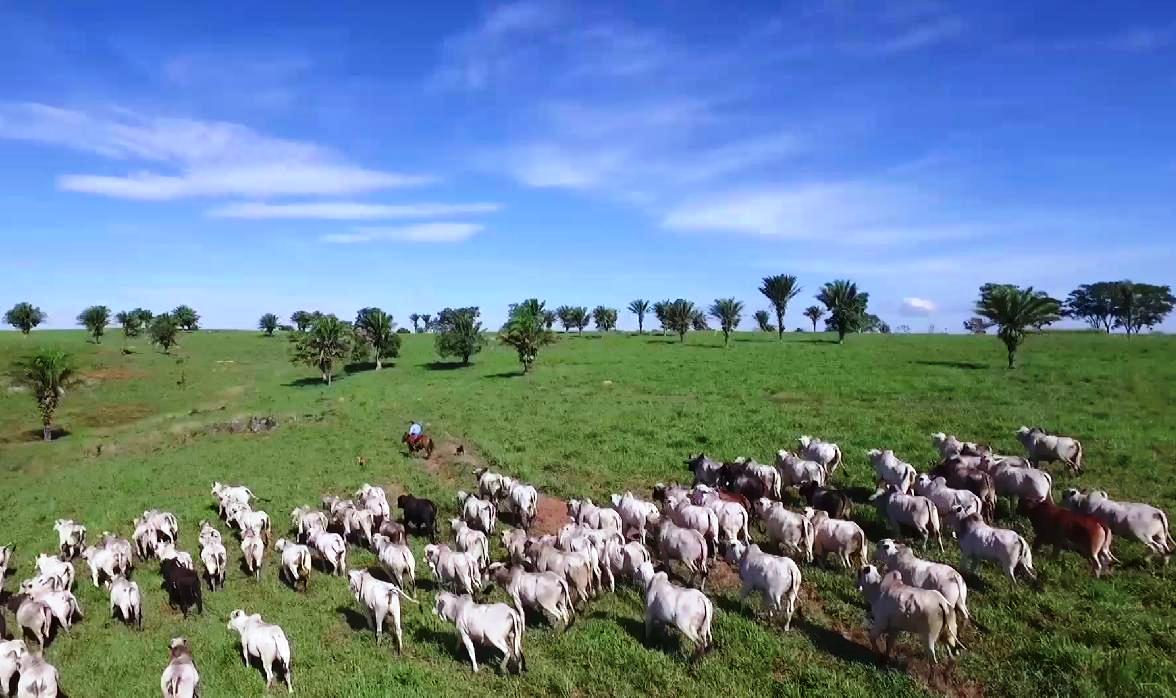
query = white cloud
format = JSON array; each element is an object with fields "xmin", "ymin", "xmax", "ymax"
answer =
[
  {"xmin": 208, "ymin": 201, "xmax": 501, "ymax": 220},
  {"xmin": 321, "ymin": 222, "xmax": 484, "ymax": 244},
  {"xmin": 434, "ymin": 1, "xmax": 564, "ymax": 89},
  {"xmin": 0, "ymin": 102, "xmax": 431, "ymax": 200},
  {"xmin": 865, "ymin": 18, "xmax": 964, "ymax": 55},
  {"xmin": 900, "ymin": 297, "xmax": 938, "ymax": 316}
]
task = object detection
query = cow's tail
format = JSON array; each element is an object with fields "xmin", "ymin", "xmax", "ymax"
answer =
[
  {"xmin": 1072, "ymin": 440, "xmax": 1083, "ymax": 472},
  {"xmin": 1157, "ymin": 510, "xmax": 1175, "ymax": 552},
  {"xmin": 511, "ymin": 609, "xmax": 526, "ymax": 669},
  {"xmin": 831, "ymin": 445, "xmax": 843, "ymax": 473},
  {"xmin": 1043, "ymin": 470, "xmax": 1054, "ymax": 500},
  {"xmin": 801, "ymin": 517, "xmax": 816, "ymax": 563},
  {"xmin": 856, "ymin": 527, "xmax": 869, "ymax": 567},
  {"xmin": 739, "ymin": 508, "xmax": 751, "ymax": 544},
  {"xmin": 952, "ymin": 572, "xmax": 971, "ymax": 625},
  {"xmin": 939, "ymin": 597, "xmax": 960, "ymax": 653},
  {"xmin": 1017, "ymin": 536, "xmax": 1036, "ymax": 578},
  {"xmin": 699, "ymin": 596, "xmax": 714, "ymax": 650},
  {"xmin": 166, "ymin": 676, "xmax": 182, "ymax": 697},
  {"xmin": 926, "ymin": 499, "xmax": 942, "ymax": 538},
  {"xmin": 298, "ymin": 549, "xmax": 312, "ymax": 580}
]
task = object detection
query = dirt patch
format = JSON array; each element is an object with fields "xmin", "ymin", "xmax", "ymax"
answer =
[
  {"xmin": 203, "ymin": 415, "xmax": 278, "ymax": 434},
  {"xmin": 705, "ymin": 559, "xmax": 741, "ymax": 593},
  {"xmin": 419, "ymin": 439, "xmax": 485, "ymax": 485},
  {"xmin": 0, "ymin": 426, "xmax": 71, "ymax": 444},
  {"xmin": 80, "ymin": 367, "xmax": 145, "ymax": 382},
  {"xmin": 530, "ymin": 495, "xmax": 570, "ymax": 537},
  {"xmin": 76, "ymin": 402, "xmax": 154, "ymax": 427}
]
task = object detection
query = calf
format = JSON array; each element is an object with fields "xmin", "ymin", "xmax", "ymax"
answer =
[
  {"xmin": 798, "ymin": 481, "xmax": 851, "ymax": 519},
  {"xmin": 433, "ymin": 592, "xmax": 526, "ymax": 674},
  {"xmin": 348, "ymin": 569, "xmax": 417, "ymax": 653},
  {"xmin": 274, "ymin": 538, "xmax": 312, "ymax": 591},
  {"xmin": 160, "ymin": 558, "xmax": 203, "ymax": 617},
  {"xmin": 1020, "ymin": 498, "xmax": 1113, "ymax": 576},
  {"xmin": 227, "ymin": 610, "xmax": 293, "ymax": 693},
  {"xmin": 857, "ymin": 565, "xmax": 959, "ymax": 663},
  {"xmin": 109, "ymin": 576, "xmax": 143, "ymax": 629},
  {"xmin": 634, "ymin": 562, "xmax": 714, "ymax": 660},
  {"xmin": 726, "ymin": 542, "xmax": 802, "ymax": 630},
  {"xmin": 53, "ymin": 519, "xmax": 86, "ymax": 560},
  {"xmin": 161, "ymin": 637, "xmax": 200, "ymax": 698},
  {"xmin": 397, "ymin": 494, "xmax": 438, "ymax": 541}
]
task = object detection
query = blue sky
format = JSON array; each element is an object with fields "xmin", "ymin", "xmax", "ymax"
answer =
[{"xmin": 1, "ymin": 1, "xmax": 1174, "ymax": 331}]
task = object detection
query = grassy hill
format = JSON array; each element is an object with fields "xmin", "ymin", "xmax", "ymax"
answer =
[{"xmin": 1, "ymin": 329, "xmax": 1174, "ymax": 697}]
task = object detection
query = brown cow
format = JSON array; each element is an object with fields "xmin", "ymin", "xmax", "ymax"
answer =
[{"xmin": 1020, "ymin": 498, "xmax": 1114, "ymax": 577}]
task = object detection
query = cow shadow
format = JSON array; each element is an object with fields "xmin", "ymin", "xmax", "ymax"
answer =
[
  {"xmin": 913, "ymin": 360, "xmax": 987, "ymax": 370},
  {"xmin": 283, "ymin": 376, "xmax": 338, "ymax": 388},
  {"xmin": 336, "ymin": 605, "xmax": 369, "ymax": 633},
  {"xmin": 795, "ymin": 618, "xmax": 879, "ymax": 667},
  {"xmin": 484, "ymin": 371, "xmax": 524, "ymax": 379}
]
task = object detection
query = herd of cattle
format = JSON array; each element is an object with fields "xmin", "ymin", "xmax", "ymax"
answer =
[{"xmin": 0, "ymin": 425, "xmax": 1173, "ymax": 695}]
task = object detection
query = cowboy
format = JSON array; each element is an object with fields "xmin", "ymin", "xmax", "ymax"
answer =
[{"xmin": 407, "ymin": 421, "xmax": 423, "ymax": 444}]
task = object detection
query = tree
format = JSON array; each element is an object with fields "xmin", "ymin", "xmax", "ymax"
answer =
[
  {"xmin": 409, "ymin": 313, "xmax": 421, "ymax": 333},
  {"xmin": 353, "ymin": 308, "xmax": 401, "ymax": 369},
  {"xmin": 709, "ymin": 298, "xmax": 743, "ymax": 346},
  {"xmin": 115, "ymin": 310, "xmax": 142, "ymax": 337},
  {"xmin": 77, "ymin": 305, "xmax": 110, "ymax": 343},
  {"xmin": 803, "ymin": 305, "xmax": 824, "ymax": 333},
  {"xmin": 653, "ymin": 300, "xmax": 671, "ymax": 335},
  {"xmin": 557, "ymin": 306, "xmax": 589, "ymax": 334},
  {"xmin": 759, "ymin": 274, "xmax": 802, "ymax": 339},
  {"xmin": 4, "ymin": 302, "xmax": 46, "ymax": 334},
  {"xmin": 435, "ymin": 307, "xmax": 486, "ymax": 365},
  {"xmin": 420, "ymin": 314, "xmax": 433, "ymax": 333},
  {"xmin": 975, "ymin": 284, "xmax": 1061, "ymax": 368},
  {"xmin": 861, "ymin": 314, "xmax": 890, "ymax": 334},
  {"xmin": 753, "ymin": 310, "xmax": 775, "ymax": 333},
  {"xmin": 816, "ymin": 280, "xmax": 869, "ymax": 344},
  {"xmin": 258, "ymin": 313, "xmax": 279, "ymax": 336},
  {"xmin": 963, "ymin": 317, "xmax": 991, "ymax": 334},
  {"xmin": 291, "ymin": 311, "xmax": 313, "ymax": 332},
  {"xmin": 149, "ymin": 313, "xmax": 180, "ymax": 353},
  {"xmin": 500, "ymin": 299, "xmax": 555, "ymax": 373},
  {"xmin": 592, "ymin": 306, "xmax": 618, "ymax": 331},
  {"xmin": 628, "ymin": 299, "xmax": 651, "ymax": 334},
  {"xmin": 172, "ymin": 305, "xmax": 199, "ymax": 331},
  {"xmin": 1064, "ymin": 282, "xmax": 1117, "ymax": 332},
  {"xmin": 11, "ymin": 348, "xmax": 74, "ymax": 441},
  {"xmin": 129, "ymin": 308, "xmax": 154, "ymax": 329},
  {"xmin": 290, "ymin": 314, "xmax": 352, "ymax": 384},
  {"xmin": 662, "ymin": 299, "xmax": 696, "ymax": 342},
  {"xmin": 1110, "ymin": 281, "xmax": 1175, "ymax": 336},
  {"xmin": 542, "ymin": 310, "xmax": 556, "ymax": 331},
  {"xmin": 691, "ymin": 308, "xmax": 709, "ymax": 331}
]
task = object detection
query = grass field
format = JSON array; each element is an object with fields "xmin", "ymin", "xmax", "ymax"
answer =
[{"xmin": 1, "ymin": 328, "xmax": 1174, "ymax": 697}]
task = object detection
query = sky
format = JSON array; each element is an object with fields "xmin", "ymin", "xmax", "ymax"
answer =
[{"xmin": 1, "ymin": 1, "xmax": 1174, "ymax": 331}]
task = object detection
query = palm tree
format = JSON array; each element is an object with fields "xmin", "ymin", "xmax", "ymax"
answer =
[
  {"xmin": 292, "ymin": 311, "xmax": 313, "ymax": 332},
  {"xmin": 12, "ymin": 348, "xmax": 74, "ymax": 441},
  {"xmin": 653, "ymin": 300, "xmax": 671, "ymax": 335},
  {"xmin": 709, "ymin": 298, "xmax": 744, "ymax": 346},
  {"xmin": 975, "ymin": 285, "xmax": 1061, "ymax": 368},
  {"xmin": 592, "ymin": 306, "xmax": 617, "ymax": 331},
  {"xmin": 759, "ymin": 274, "xmax": 802, "ymax": 339},
  {"xmin": 258, "ymin": 313, "xmax": 279, "ymax": 337},
  {"xmin": 353, "ymin": 308, "xmax": 400, "ymax": 369},
  {"xmin": 77, "ymin": 305, "xmax": 111, "ymax": 343},
  {"xmin": 172, "ymin": 305, "xmax": 200, "ymax": 331},
  {"xmin": 752, "ymin": 310, "xmax": 774, "ymax": 332},
  {"xmin": 500, "ymin": 300, "xmax": 556, "ymax": 373},
  {"xmin": 409, "ymin": 313, "xmax": 421, "ymax": 333},
  {"xmin": 817, "ymin": 280, "xmax": 869, "ymax": 344},
  {"xmin": 4, "ymin": 302, "xmax": 46, "ymax": 334},
  {"xmin": 803, "ymin": 305, "xmax": 824, "ymax": 333},
  {"xmin": 542, "ymin": 310, "xmax": 557, "ymax": 331},
  {"xmin": 663, "ymin": 299, "xmax": 696, "ymax": 342},
  {"xmin": 628, "ymin": 299, "xmax": 651, "ymax": 334},
  {"xmin": 290, "ymin": 314, "xmax": 352, "ymax": 384},
  {"xmin": 420, "ymin": 314, "xmax": 433, "ymax": 332},
  {"xmin": 115, "ymin": 310, "xmax": 142, "ymax": 338},
  {"xmin": 436, "ymin": 309, "xmax": 486, "ymax": 365},
  {"xmin": 149, "ymin": 313, "xmax": 180, "ymax": 353}
]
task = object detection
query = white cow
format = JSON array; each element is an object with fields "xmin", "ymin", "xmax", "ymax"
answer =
[
  {"xmin": 1015, "ymin": 426, "xmax": 1083, "ymax": 473},
  {"xmin": 872, "ymin": 486, "xmax": 943, "ymax": 552},
  {"xmin": 160, "ymin": 637, "xmax": 200, "ymax": 698},
  {"xmin": 857, "ymin": 565, "xmax": 959, "ymax": 663},
  {"xmin": 109, "ymin": 576, "xmax": 143, "ymax": 629},
  {"xmin": 34, "ymin": 555, "xmax": 75, "ymax": 591},
  {"xmin": 975, "ymin": 456, "xmax": 1052, "ymax": 505},
  {"xmin": 725, "ymin": 542, "xmax": 801, "ymax": 630},
  {"xmin": 775, "ymin": 451, "xmax": 827, "ymax": 489},
  {"xmin": 450, "ymin": 519, "xmax": 491, "ymax": 569},
  {"xmin": 528, "ymin": 542, "xmax": 595, "ymax": 605},
  {"xmin": 424, "ymin": 544, "xmax": 480, "ymax": 595},
  {"xmin": 290, "ymin": 506, "xmax": 328, "ymax": 543},
  {"xmin": 488, "ymin": 563, "xmax": 574, "ymax": 628},
  {"xmin": 0, "ymin": 545, "xmax": 13, "ymax": 587},
  {"xmin": 355, "ymin": 484, "xmax": 391, "ymax": 525},
  {"xmin": 634, "ymin": 562, "xmax": 714, "ymax": 659},
  {"xmin": 457, "ymin": 492, "xmax": 498, "ymax": 535},
  {"xmin": 651, "ymin": 517, "xmax": 709, "ymax": 589},
  {"xmin": 506, "ymin": 482, "xmax": 539, "ymax": 530},
  {"xmin": 804, "ymin": 509, "xmax": 868, "ymax": 568},
  {"xmin": 348, "ymin": 569, "xmax": 417, "ymax": 653},
  {"xmin": 373, "ymin": 534, "xmax": 416, "ymax": 591},
  {"xmin": 797, "ymin": 435, "xmax": 843, "ymax": 474},
  {"xmin": 568, "ymin": 499, "xmax": 623, "ymax": 531},
  {"xmin": 1063, "ymin": 489, "xmax": 1174, "ymax": 561},
  {"xmin": 753, "ymin": 499, "xmax": 814, "ymax": 562},
  {"xmin": 875, "ymin": 539, "xmax": 970, "ymax": 626},
  {"xmin": 914, "ymin": 475, "xmax": 983, "ymax": 528},
  {"xmin": 867, "ymin": 449, "xmax": 917, "ymax": 493},
  {"xmin": 200, "ymin": 537, "xmax": 228, "ymax": 591},
  {"xmin": 691, "ymin": 490, "xmax": 751, "ymax": 546},
  {"xmin": 610, "ymin": 492, "xmax": 660, "ymax": 544},
  {"xmin": 433, "ymin": 592, "xmax": 526, "ymax": 674},
  {"xmin": 306, "ymin": 529, "xmax": 347, "ymax": 576},
  {"xmin": 81, "ymin": 544, "xmax": 128, "ymax": 589},
  {"xmin": 226, "ymin": 610, "xmax": 293, "ymax": 693},
  {"xmin": 241, "ymin": 528, "xmax": 265, "ymax": 581},
  {"xmin": 16, "ymin": 653, "xmax": 60, "ymax": 698},
  {"xmin": 952, "ymin": 508, "xmax": 1035, "ymax": 581},
  {"xmin": 0, "ymin": 640, "xmax": 27, "ymax": 697},
  {"xmin": 53, "ymin": 519, "xmax": 86, "ymax": 559},
  {"xmin": 605, "ymin": 539, "xmax": 652, "ymax": 585},
  {"xmin": 274, "ymin": 538, "xmax": 312, "ymax": 591},
  {"xmin": 15, "ymin": 597, "xmax": 54, "ymax": 651}
]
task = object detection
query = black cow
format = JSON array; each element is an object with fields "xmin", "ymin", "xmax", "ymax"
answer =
[
  {"xmin": 160, "ymin": 558, "xmax": 203, "ymax": 618},
  {"xmin": 798, "ymin": 481, "xmax": 852, "ymax": 519},
  {"xmin": 397, "ymin": 494, "xmax": 438, "ymax": 541}
]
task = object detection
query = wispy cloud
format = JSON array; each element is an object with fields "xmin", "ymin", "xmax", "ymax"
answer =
[
  {"xmin": 0, "ymin": 102, "xmax": 431, "ymax": 200},
  {"xmin": 863, "ymin": 17, "xmax": 964, "ymax": 55},
  {"xmin": 900, "ymin": 297, "xmax": 937, "ymax": 316},
  {"xmin": 321, "ymin": 222, "xmax": 484, "ymax": 244},
  {"xmin": 433, "ymin": 1, "xmax": 564, "ymax": 89},
  {"xmin": 208, "ymin": 201, "xmax": 501, "ymax": 220}
]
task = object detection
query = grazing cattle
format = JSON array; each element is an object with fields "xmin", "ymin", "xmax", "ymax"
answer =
[
  {"xmin": 928, "ymin": 458, "xmax": 998, "ymax": 520},
  {"xmin": 775, "ymin": 451, "xmax": 827, "ymax": 490},
  {"xmin": 109, "ymin": 576, "xmax": 143, "ymax": 629},
  {"xmin": 867, "ymin": 449, "xmax": 917, "ymax": 493},
  {"xmin": 610, "ymin": 492, "xmax": 660, "ymax": 545},
  {"xmin": 227, "ymin": 610, "xmax": 293, "ymax": 693},
  {"xmin": 397, "ymin": 494, "xmax": 438, "ymax": 541},
  {"xmin": 1062, "ymin": 489, "xmax": 1174, "ymax": 562},
  {"xmin": 15, "ymin": 653, "xmax": 60, "ymax": 698},
  {"xmin": 952, "ymin": 508, "xmax": 1036, "ymax": 581},
  {"xmin": 1020, "ymin": 498, "xmax": 1113, "ymax": 576},
  {"xmin": 797, "ymin": 435, "xmax": 843, "ymax": 474},
  {"xmin": 857, "ymin": 565, "xmax": 959, "ymax": 663},
  {"xmin": 212, "ymin": 482, "xmax": 255, "ymax": 517},
  {"xmin": 723, "ymin": 458, "xmax": 782, "ymax": 499},
  {"xmin": 1015, "ymin": 426, "xmax": 1083, "ymax": 473},
  {"xmin": 153, "ymin": 542, "xmax": 194, "ymax": 571},
  {"xmin": 15, "ymin": 596, "xmax": 54, "ymax": 652},
  {"xmin": 650, "ymin": 517, "xmax": 709, "ymax": 590},
  {"xmin": 914, "ymin": 475, "xmax": 984, "ymax": 528},
  {"xmin": 872, "ymin": 486, "xmax": 943, "ymax": 552},
  {"xmin": 488, "ymin": 563, "xmax": 573, "ymax": 629},
  {"xmin": 804, "ymin": 509, "xmax": 868, "ymax": 568},
  {"xmin": 424, "ymin": 544, "xmax": 481, "ymax": 596},
  {"xmin": 691, "ymin": 490, "xmax": 751, "ymax": 546},
  {"xmin": 161, "ymin": 637, "xmax": 200, "ymax": 698},
  {"xmin": 475, "ymin": 468, "xmax": 513, "ymax": 502},
  {"xmin": 81, "ymin": 544, "xmax": 129, "ymax": 589},
  {"xmin": 684, "ymin": 453, "xmax": 724, "ymax": 487},
  {"xmin": 975, "ymin": 456, "xmax": 1052, "ymax": 506},
  {"xmin": 274, "ymin": 539, "xmax": 313, "ymax": 592},
  {"xmin": 753, "ymin": 499, "xmax": 814, "ymax": 562},
  {"xmin": 875, "ymin": 539, "xmax": 970, "ymax": 626},
  {"xmin": 348, "ymin": 569, "xmax": 417, "ymax": 653},
  {"xmin": 433, "ymin": 592, "xmax": 526, "ymax": 674},
  {"xmin": 306, "ymin": 529, "xmax": 346, "ymax": 576},
  {"xmin": 798, "ymin": 481, "xmax": 851, "ymax": 519},
  {"xmin": 241, "ymin": 528, "xmax": 265, "ymax": 581},
  {"xmin": 34, "ymin": 556, "xmax": 74, "ymax": 592},
  {"xmin": 19, "ymin": 581, "xmax": 82, "ymax": 634},
  {"xmin": 451, "ymin": 519, "xmax": 491, "ymax": 569},
  {"xmin": 53, "ymin": 519, "xmax": 86, "ymax": 559},
  {"xmin": 634, "ymin": 562, "xmax": 714, "ymax": 660},
  {"xmin": 457, "ymin": 492, "xmax": 498, "ymax": 536},
  {"xmin": 660, "ymin": 491, "xmax": 720, "ymax": 559},
  {"xmin": 0, "ymin": 640, "xmax": 27, "ymax": 697},
  {"xmin": 355, "ymin": 484, "xmax": 391, "ymax": 527},
  {"xmin": 160, "ymin": 558, "xmax": 203, "ymax": 617},
  {"xmin": 726, "ymin": 542, "xmax": 802, "ymax": 630},
  {"xmin": 501, "ymin": 529, "xmax": 530, "ymax": 566},
  {"xmin": 605, "ymin": 539, "xmax": 652, "ymax": 585},
  {"xmin": 200, "ymin": 537, "xmax": 228, "ymax": 591},
  {"xmin": 372, "ymin": 534, "xmax": 416, "ymax": 591},
  {"xmin": 527, "ymin": 542, "xmax": 595, "ymax": 605},
  {"xmin": 506, "ymin": 482, "xmax": 539, "ymax": 530},
  {"xmin": 290, "ymin": 507, "xmax": 328, "ymax": 544},
  {"xmin": 568, "ymin": 499, "xmax": 623, "ymax": 531}
]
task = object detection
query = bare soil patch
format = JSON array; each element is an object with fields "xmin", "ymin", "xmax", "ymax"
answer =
[
  {"xmin": 530, "ymin": 495, "xmax": 570, "ymax": 537},
  {"xmin": 76, "ymin": 402, "xmax": 154, "ymax": 427},
  {"xmin": 80, "ymin": 367, "xmax": 145, "ymax": 382}
]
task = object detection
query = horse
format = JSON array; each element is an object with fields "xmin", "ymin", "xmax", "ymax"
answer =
[{"xmin": 402, "ymin": 432, "xmax": 435, "ymax": 459}]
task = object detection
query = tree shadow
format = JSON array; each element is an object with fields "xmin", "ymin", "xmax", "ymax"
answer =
[
  {"xmin": 645, "ymin": 338, "xmax": 677, "ymax": 344},
  {"xmin": 337, "ymin": 605, "xmax": 369, "ymax": 633},
  {"xmin": 683, "ymin": 344, "xmax": 725, "ymax": 350},
  {"xmin": 422, "ymin": 361, "xmax": 469, "ymax": 371},
  {"xmin": 484, "ymin": 371, "xmax": 524, "ymax": 379},
  {"xmin": 913, "ymin": 360, "xmax": 988, "ymax": 370},
  {"xmin": 1, "ymin": 427, "xmax": 71, "ymax": 444},
  {"xmin": 283, "ymin": 376, "xmax": 335, "ymax": 388},
  {"xmin": 344, "ymin": 362, "xmax": 377, "ymax": 374},
  {"xmin": 794, "ymin": 339, "xmax": 841, "ymax": 345}
]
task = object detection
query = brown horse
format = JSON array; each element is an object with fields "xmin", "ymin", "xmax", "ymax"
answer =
[{"xmin": 402, "ymin": 432, "xmax": 434, "ymax": 459}]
